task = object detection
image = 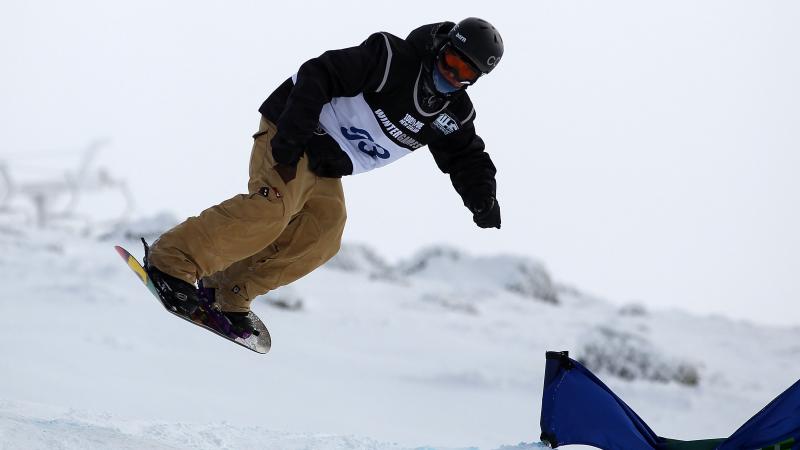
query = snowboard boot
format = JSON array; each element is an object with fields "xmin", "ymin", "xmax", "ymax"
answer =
[
  {"xmin": 221, "ymin": 311, "xmax": 258, "ymax": 338},
  {"xmin": 141, "ymin": 238, "xmax": 203, "ymax": 315},
  {"xmin": 198, "ymin": 282, "xmax": 259, "ymax": 339}
]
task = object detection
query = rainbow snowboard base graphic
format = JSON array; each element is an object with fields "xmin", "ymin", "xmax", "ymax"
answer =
[{"xmin": 114, "ymin": 245, "xmax": 271, "ymax": 354}]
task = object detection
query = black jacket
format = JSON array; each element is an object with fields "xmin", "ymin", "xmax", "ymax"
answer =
[{"xmin": 259, "ymin": 22, "xmax": 497, "ymax": 206}]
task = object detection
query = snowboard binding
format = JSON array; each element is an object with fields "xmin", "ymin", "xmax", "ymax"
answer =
[
  {"xmin": 114, "ymin": 243, "xmax": 272, "ymax": 353},
  {"xmin": 141, "ymin": 238, "xmax": 204, "ymax": 316}
]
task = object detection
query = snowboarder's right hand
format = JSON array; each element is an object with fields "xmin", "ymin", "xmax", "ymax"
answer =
[
  {"xmin": 467, "ymin": 196, "xmax": 501, "ymax": 229},
  {"xmin": 274, "ymin": 163, "xmax": 297, "ymax": 184}
]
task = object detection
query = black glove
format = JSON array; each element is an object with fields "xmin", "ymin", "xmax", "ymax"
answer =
[
  {"xmin": 271, "ymin": 134, "xmax": 301, "ymax": 163},
  {"xmin": 467, "ymin": 196, "xmax": 501, "ymax": 229},
  {"xmin": 270, "ymin": 134, "xmax": 301, "ymax": 184}
]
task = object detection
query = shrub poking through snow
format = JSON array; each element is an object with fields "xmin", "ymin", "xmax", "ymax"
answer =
[{"xmin": 577, "ymin": 326, "xmax": 700, "ymax": 386}]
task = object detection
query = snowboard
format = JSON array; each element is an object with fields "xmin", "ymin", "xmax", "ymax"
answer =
[{"xmin": 114, "ymin": 244, "xmax": 271, "ymax": 354}]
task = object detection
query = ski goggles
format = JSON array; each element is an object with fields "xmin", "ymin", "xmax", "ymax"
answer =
[{"xmin": 434, "ymin": 44, "xmax": 482, "ymax": 91}]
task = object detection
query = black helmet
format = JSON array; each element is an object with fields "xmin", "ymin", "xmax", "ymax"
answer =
[
  {"xmin": 420, "ymin": 18, "xmax": 504, "ymax": 101},
  {"xmin": 447, "ymin": 17, "xmax": 503, "ymax": 75}
]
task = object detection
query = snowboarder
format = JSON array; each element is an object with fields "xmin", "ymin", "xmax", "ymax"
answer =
[{"xmin": 144, "ymin": 18, "xmax": 504, "ymax": 336}]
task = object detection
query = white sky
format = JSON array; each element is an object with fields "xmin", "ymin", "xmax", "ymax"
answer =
[{"xmin": 1, "ymin": 1, "xmax": 798, "ymax": 326}]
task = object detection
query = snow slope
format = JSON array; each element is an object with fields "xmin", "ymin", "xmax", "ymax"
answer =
[{"xmin": 1, "ymin": 219, "xmax": 799, "ymax": 449}]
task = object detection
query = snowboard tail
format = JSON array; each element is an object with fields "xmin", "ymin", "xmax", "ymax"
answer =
[{"xmin": 114, "ymin": 245, "xmax": 271, "ymax": 354}]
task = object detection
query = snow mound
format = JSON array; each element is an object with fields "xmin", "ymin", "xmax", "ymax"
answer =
[
  {"xmin": 399, "ymin": 246, "xmax": 559, "ymax": 303},
  {"xmin": 325, "ymin": 242, "xmax": 398, "ymax": 281}
]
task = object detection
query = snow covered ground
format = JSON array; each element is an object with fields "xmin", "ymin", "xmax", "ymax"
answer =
[{"xmin": 1, "ymin": 219, "xmax": 799, "ymax": 449}]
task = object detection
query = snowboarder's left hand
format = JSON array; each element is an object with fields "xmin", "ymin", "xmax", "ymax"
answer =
[
  {"xmin": 274, "ymin": 163, "xmax": 297, "ymax": 184},
  {"xmin": 468, "ymin": 196, "xmax": 501, "ymax": 229},
  {"xmin": 270, "ymin": 133, "xmax": 302, "ymax": 180}
]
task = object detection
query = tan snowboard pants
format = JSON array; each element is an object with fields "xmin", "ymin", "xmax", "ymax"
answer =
[{"xmin": 147, "ymin": 117, "xmax": 347, "ymax": 312}]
